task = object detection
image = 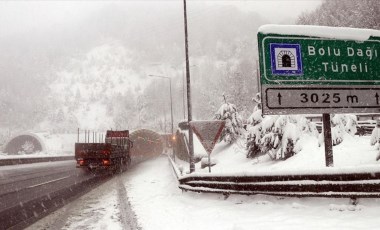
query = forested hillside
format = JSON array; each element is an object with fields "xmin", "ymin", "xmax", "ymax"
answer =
[
  {"xmin": 0, "ymin": 3, "xmax": 265, "ymax": 136},
  {"xmin": 297, "ymin": 0, "xmax": 380, "ymax": 29}
]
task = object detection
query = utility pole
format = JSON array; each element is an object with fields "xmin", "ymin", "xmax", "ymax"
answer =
[{"xmin": 183, "ymin": 0, "xmax": 195, "ymax": 173}]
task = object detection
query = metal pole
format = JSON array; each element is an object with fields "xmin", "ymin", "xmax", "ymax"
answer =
[
  {"xmin": 208, "ymin": 154, "xmax": 211, "ymax": 173},
  {"xmin": 183, "ymin": 69, "xmax": 186, "ymax": 120},
  {"xmin": 169, "ymin": 78, "xmax": 174, "ymax": 135},
  {"xmin": 77, "ymin": 128, "xmax": 79, "ymax": 143},
  {"xmin": 323, "ymin": 113, "xmax": 334, "ymax": 167},
  {"xmin": 183, "ymin": 0, "xmax": 195, "ymax": 173}
]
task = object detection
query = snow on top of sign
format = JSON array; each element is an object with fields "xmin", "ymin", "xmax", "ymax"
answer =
[{"xmin": 258, "ymin": 24, "xmax": 380, "ymax": 41}]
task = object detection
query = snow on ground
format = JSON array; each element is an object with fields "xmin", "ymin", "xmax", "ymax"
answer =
[
  {"xmin": 28, "ymin": 155, "xmax": 380, "ymax": 230},
  {"xmin": 25, "ymin": 132, "xmax": 380, "ymax": 229},
  {"xmin": 125, "ymin": 155, "xmax": 380, "ymax": 230},
  {"xmin": 27, "ymin": 174, "xmax": 138, "ymax": 230},
  {"xmin": 182, "ymin": 133, "xmax": 380, "ymax": 175}
]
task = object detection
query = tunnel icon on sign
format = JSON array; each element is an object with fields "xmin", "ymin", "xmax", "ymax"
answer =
[{"xmin": 270, "ymin": 43, "xmax": 303, "ymax": 75}]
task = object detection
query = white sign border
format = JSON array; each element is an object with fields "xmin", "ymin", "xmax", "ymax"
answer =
[{"xmin": 261, "ymin": 36, "xmax": 380, "ymax": 84}]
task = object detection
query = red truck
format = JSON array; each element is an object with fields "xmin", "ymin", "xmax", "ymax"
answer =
[{"xmin": 75, "ymin": 130, "xmax": 132, "ymax": 173}]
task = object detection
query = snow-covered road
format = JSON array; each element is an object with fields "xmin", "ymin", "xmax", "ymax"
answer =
[
  {"xmin": 26, "ymin": 173, "xmax": 139, "ymax": 230},
  {"xmin": 29, "ymin": 155, "xmax": 380, "ymax": 230}
]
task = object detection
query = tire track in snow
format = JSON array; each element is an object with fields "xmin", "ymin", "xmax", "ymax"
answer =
[{"xmin": 116, "ymin": 175, "xmax": 141, "ymax": 230}]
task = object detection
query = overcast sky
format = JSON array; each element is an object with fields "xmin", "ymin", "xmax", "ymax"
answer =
[{"xmin": 0, "ymin": 1, "xmax": 321, "ymax": 38}]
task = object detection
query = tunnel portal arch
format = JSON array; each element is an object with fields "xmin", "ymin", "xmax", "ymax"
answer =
[{"xmin": 3, "ymin": 132, "xmax": 46, "ymax": 154}]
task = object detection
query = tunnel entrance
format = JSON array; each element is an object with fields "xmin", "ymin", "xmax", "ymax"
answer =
[
  {"xmin": 4, "ymin": 134, "xmax": 44, "ymax": 154},
  {"xmin": 129, "ymin": 129, "xmax": 164, "ymax": 163}
]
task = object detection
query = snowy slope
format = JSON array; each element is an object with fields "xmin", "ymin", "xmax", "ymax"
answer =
[
  {"xmin": 188, "ymin": 133, "xmax": 380, "ymax": 175},
  {"xmin": 45, "ymin": 42, "xmax": 151, "ymax": 131}
]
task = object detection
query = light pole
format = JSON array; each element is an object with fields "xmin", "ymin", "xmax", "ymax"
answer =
[
  {"xmin": 183, "ymin": 0, "xmax": 195, "ymax": 173},
  {"xmin": 148, "ymin": 75, "xmax": 174, "ymax": 136}
]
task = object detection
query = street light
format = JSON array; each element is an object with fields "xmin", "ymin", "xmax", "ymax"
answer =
[
  {"xmin": 148, "ymin": 75, "xmax": 174, "ymax": 136},
  {"xmin": 183, "ymin": 0, "xmax": 195, "ymax": 173}
]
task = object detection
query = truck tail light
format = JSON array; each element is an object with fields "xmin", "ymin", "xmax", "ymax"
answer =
[
  {"xmin": 102, "ymin": 159, "xmax": 110, "ymax": 166},
  {"xmin": 102, "ymin": 150, "xmax": 110, "ymax": 155},
  {"xmin": 78, "ymin": 159, "xmax": 85, "ymax": 165}
]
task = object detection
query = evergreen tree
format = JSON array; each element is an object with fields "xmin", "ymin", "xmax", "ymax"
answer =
[
  {"xmin": 370, "ymin": 120, "xmax": 380, "ymax": 161},
  {"xmin": 318, "ymin": 114, "xmax": 357, "ymax": 147},
  {"xmin": 214, "ymin": 95, "xmax": 244, "ymax": 144},
  {"xmin": 297, "ymin": 0, "xmax": 380, "ymax": 30},
  {"xmin": 246, "ymin": 94, "xmax": 317, "ymax": 160}
]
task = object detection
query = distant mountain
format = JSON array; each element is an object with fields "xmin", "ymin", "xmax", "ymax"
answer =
[{"xmin": 0, "ymin": 3, "xmax": 275, "ymax": 135}]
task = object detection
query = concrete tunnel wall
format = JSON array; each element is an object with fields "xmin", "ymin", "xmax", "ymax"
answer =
[{"xmin": 3, "ymin": 132, "xmax": 46, "ymax": 154}]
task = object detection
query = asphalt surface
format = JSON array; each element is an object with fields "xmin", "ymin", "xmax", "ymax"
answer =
[{"xmin": 0, "ymin": 160, "xmax": 105, "ymax": 229}]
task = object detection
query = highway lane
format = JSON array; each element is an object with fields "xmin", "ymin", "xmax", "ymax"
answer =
[{"xmin": 0, "ymin": 160, "xmax": 107, "ymax": 229}]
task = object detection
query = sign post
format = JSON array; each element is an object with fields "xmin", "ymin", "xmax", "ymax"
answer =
[
  {"xmin": 258, "ymin": 25, "xmax": 380, "ymax": 167},
  {"xmin": 322, "ymin": 114, "xmax": 334, "ymax": 167},
  {"xmin": 189, "ymin": 121, "xmax": 225, "ymax": 173}
]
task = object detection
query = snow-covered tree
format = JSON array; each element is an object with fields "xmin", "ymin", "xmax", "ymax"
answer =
[
  {"xmin": 298, "ymin": 0, "xmax": 380, "ymax": 30},
  {"xmin": 318, "ymin": 114, "xmax": 357, "ymax": 147},
  {"xmin": 215, "ymin": 95, "xmax": 244, "ymax": 144},
  {"xmin": 370, "ymin": 125, "xmax": 380, "ymax": 147},
  {"xmin": 370, "ymin": 120, "xmax": 380, "ymax": 161},
  {"xmin": 246, "ymin": 109, "xmax": 263, "ymax": 158},
  {"xmin": 246, "ymin": 98, "xmax": 317, "ymax": 160}
]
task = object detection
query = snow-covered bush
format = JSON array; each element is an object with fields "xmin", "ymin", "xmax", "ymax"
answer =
[
  {"xmin": 246, "ymin": 104, "xmax": 317, "ymax": 160},
  {"xmin": 215, "ymin": 96, "xmax": 244, "ymax": 144},
  {"xmin": 319, "ymin": 114, "xmax": 357, "ymax": 147},
  {"xmin": 370, "ymin": 126, "xmax": 380, "ymax": 147},
  {"xmin": 246, "ymin": 109, "xmax": 263, "ymax": 158},
  {"xmin": 370, "ymin": 121, "xmax": 380, "ymax": 161}
]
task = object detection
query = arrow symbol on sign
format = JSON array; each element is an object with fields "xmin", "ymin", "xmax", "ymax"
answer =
[
  {"xmin": 277, "ymin": 93, "xmax": 282, "ymax": 105},
  {"xmin": 376, "ymin": 93, "xmax": 379, "ymax": 105}
]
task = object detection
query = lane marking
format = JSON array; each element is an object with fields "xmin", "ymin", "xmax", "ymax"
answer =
[{"xmin": 27, "ymin": 176, "xmax": 71, "ymax": 189}]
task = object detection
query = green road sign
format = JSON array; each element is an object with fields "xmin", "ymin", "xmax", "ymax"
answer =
[{"xmin": 258, "ymin": 25, "xmax": 380, "ymax": 115}]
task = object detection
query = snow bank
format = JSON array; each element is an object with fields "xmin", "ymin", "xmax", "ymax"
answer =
[{"xmin": 186, "ymin": 134, "xmax": 380, "ymax": 176}]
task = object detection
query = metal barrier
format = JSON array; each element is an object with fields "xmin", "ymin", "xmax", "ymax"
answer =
[
  {"xmin": 0, "ymin": 156, "xmax": 74, "ymax": 166},
  {"xmin": 176, "ymin": 170, "xmax": 380, "ymax": 198},
  {"xmin": 173, "ymin": 129, "xmax": 190, "ymax": 162}
]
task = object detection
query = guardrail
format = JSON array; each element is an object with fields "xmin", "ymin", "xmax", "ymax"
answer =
[
  {"xmin": 173, "ymin": 129, "xmax": 190, "ymax": 162},
  {"xmin": 0, "ymin": 156, "xmax": 74, "ymax": 166},
  {"xmin": 177, "ymin": 172, "xmax": 380, "ymax": 198},
  {"xmin": 168, "ymin": 156, "xmax": 380, "ymax": 198},
  {"xmin": 178, "ymin": 172, "xmax": 380, "ymax": 198},
  {"xmin": 168, "ymin": 156, "xmax": 181, "ymax": 180},
  {"xmin": 314, "ymin": 120, "xmax": 376, "ymax": 135}
]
